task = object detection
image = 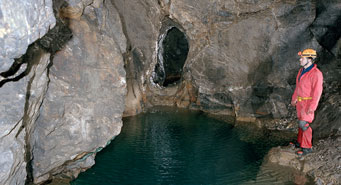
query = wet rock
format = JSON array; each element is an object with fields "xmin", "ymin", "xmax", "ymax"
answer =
[
  {"xmin": 0, "ymin": 0, "xmax": 340, "ymax": 184},
  {"xmin": 113, "ymin": 2, "xmax": 341, "ymax": 182},
  {"xmin": 30, "ymin": 0, "xmax": 127, "ymax": 183},
  {"xmin": 250, "ymin": 156, "xmax": 313, "ymax": 184},
  {"xmin": 268, "ymin": 146, "xmax": 318, "ymax": 173},
  {"xmin": 267, "ymin": 136, "xmax": 341, "ymax": 185}
]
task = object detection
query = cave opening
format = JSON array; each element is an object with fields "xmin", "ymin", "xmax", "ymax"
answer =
[{"xmin": 153, "ymin": 27, "xmax": 189, "ymax": 87}]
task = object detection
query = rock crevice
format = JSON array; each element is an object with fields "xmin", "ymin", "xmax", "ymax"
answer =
[{"xmin": 0, "ymin": 0, "xmax": 340, "ymax": 184}]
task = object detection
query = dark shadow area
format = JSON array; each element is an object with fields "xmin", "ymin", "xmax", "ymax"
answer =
[
  {"xmin": 153, "ymin": 27, "xmax": 189, "ymax": 87},
  {"xmin": 312, "ymin": 1, "xmax": 341, "ymax": 53},
  {"xmin": 0, "ymin": 57, "xmax": 28, "ymax": 88},
  {"xmin": 0, "ymin": 58, "xmax": 26, "ymax": 78}
]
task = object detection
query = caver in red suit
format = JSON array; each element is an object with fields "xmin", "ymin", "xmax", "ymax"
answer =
[{"xmin": 291, "ymin": 49, "xmax": 323, "ymax": 150}]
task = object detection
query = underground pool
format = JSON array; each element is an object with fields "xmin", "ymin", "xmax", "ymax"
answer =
[{"xmin": 71, "ymin": 107, "xmax": 312, "ymax": 185}]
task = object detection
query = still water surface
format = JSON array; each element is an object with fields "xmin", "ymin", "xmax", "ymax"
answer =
[{"xmin": 72, "ymin": 107, "xmax": 305, "ymax": 185}]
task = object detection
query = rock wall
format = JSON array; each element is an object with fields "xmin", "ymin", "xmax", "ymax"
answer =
[
  {"xmin": 309, "ymin": 0, "xmax": 341, "ymax": 139},
  {"xmin": 0, "ymin": 0, "xmax": 127, "ymax": 184},
  {"xmin": 0, "ymin": 0, "xmax": 55, "ymax": 184},
  {"xmin": 0, "ymin": 0, "xmax": 340, "ymax": 184},
  {"xmin": 30, "ymin": 0, "xmax": 127, "ymax": 183},
  {"xmin": 118, "ymin": 0, "xmax": 341, "ymax": 137}
]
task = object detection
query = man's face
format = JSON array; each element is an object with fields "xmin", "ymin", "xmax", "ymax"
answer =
[{"xmin": 299, "ymin": 57, "xmax": 309, "ymax": 67}]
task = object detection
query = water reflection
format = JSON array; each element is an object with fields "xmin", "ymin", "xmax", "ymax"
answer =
[{"xmin": 72, "ymin": 107, "xmax": 310, "ymax": 185}]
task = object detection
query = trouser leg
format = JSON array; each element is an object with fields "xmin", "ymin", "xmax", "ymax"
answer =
[
  {"xmin": 301, "ymin": 126, "xmax": 312, "ymax": 148},
  {"xmin": 297, "ymin": 128, "xmax": 303, "ymax": 146},
  {"xmin": 298, "ymin": 120, "xmax": 312, "ymax": 148}
]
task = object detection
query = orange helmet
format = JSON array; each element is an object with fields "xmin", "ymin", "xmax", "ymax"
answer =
[{"xmin": 298, "ymin": 49, "xmax": 317, "ymax": 59}]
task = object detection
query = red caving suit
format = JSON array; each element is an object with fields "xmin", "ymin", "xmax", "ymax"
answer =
[{"xmin": 291, "ymin": 64, "xmax": 323, "ymax": 148}]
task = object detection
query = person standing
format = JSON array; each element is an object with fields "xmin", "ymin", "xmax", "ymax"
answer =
[{"xmin": 291, "ymin": 48, "xmax": 323, "ymax": 156}]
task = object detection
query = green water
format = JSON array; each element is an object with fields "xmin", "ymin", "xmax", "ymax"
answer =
[{"xmin": 71, "ymin": 107, "xmax": 298, "ymax": 185}]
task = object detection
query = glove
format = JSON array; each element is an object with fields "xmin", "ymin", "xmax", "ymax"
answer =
[{"xmin": 298, "ymin": 120, "xmax": 309, "ymax": 131}]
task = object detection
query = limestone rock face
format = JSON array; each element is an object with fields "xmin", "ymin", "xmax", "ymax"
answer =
[
  {"xmin": 0, "ymin": 0, "xmax": 340, "ymax": 184},
  {"xmin": 168, "ymin": 0, "xmax": 318, "ymax": 119},
  {"xmin": 119, "ymin": 0, "xmax": 341, "ymax": 138},
  {"xmin": 0, "ymin": 0, "xmax": 55, "ymax": 184},
  {"xmin": 0, "ymin": 45, "xmax": 51, "ymax": 185},
  {"xmin": 30, "ymin": 0, "xmax": 127, "ymax": 183},
  {"xmin": 0, "ymin": 0, "xmax": 56, "ymax": 69},
  {"xmin": 110, "ymin": 0, "xmax": 162, "ymax": 116},
  {"xmin": 1, "ymin": 0, "xmax": 127, "ymax": 184}
]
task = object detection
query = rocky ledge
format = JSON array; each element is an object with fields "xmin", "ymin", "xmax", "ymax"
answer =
[
  {"xmin": 1, "ymin": 0, "xmax": 340, "ymax": 184},
  {"xmin": 267, "ymin": 136, "xmax": 341, "ymax": 185}
]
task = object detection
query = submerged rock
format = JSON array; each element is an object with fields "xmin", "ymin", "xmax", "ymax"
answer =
[{"xmin": 0, "ymin": 0, "xmax": 340, "ymax": 184}]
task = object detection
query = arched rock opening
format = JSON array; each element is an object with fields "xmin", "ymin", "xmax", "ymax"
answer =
[{"xmin": 152, "ymin": 27, "xmax": 189, "ymax": 87}]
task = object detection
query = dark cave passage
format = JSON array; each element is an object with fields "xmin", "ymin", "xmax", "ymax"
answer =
[{"xmin": 153, "ymin": 27, "xmax": 189, "ymax": 87}]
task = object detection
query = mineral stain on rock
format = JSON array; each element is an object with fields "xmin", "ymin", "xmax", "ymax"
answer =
[{"xmin": 0, "ymin": 0, "xmax": 340, "ymax": 184}]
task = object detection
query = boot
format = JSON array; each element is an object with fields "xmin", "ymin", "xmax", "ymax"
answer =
[{"xmin": 296, "ymin": 148, "xmax": 312, "ymax": 156}]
